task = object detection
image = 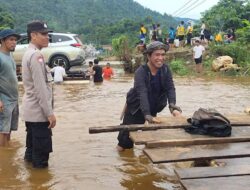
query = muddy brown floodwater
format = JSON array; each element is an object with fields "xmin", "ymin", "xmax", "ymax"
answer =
[{"xmin": 1, "ymin": 64, "xmax": 250, "ymax": 190}]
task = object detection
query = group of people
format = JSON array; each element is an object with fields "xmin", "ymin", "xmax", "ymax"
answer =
[
  {"xmin": 49, "ymin": 58, "xmax": 115, "ymax": 84},
  {"xmin": 215, "ymin": 29, "xmax": 236, "ymax": 45},
  {"xmin": 139, "ymin": 20, "xmax": 237, "ymax": 52},
  {"xmin": 0, "ymin": 19, "xmax": 184, "ymax": 170},
  {"xmin": 138, "ymin": 21, "xmax": 205, "ymax": 73},
  {"xmin": 0, "ymin": 20, "xmax": 115, "ymax": 170},
  {"xmin": 139, "ymin": 23, "xmax": 162, "ymax": 45},
  {"xmin": 0, "ymin": 21, "xmax": 56, "ymax": 168},
  {"xmin": 138, "ymin": 21, "xmax": 194, "ymax": 50},
  {"xmin": 86, "ymin": 59, "xmax": 114, "ymax": 82}
]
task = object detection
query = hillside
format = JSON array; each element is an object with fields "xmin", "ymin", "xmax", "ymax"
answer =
[{"xmin": 0, "ymin": 0, "xmax": 178, "ymax": 44}]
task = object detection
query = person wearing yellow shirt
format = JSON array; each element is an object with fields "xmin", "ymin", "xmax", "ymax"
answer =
[
  {"xmin": 177, "ymin": 21, "xmax": 185, "ymax": 47},
  {"xmin": 140, "ymin": 24, "xmax": 147, "ymax": 44},
  {"xmin": 215, "ymin": 32, "xmax": 223, "ymax": 44},
  {"xmin": 186, "ymin": 22, "xmax": 193, "ymax": 46}
]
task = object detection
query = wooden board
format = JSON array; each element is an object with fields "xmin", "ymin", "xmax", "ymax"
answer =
[
  {"xmin": 180, "ymin": 176, "xmax": 250, "ymax": 190},
  {"xmin": 62, "ymin": 80, "xmax": 89, "ymax": 84},
  {"xmin": 89, "ymin": 116, "xmax": 190, "ymax": 133},
  {"xmin": 129, "ymin": 126, "xmax": 250, "ymax": 146},
  {"xmin": 18, "ymin": 80, "xmax": 89, "ymax": 85},
  {"xmin": 143, "ymin": 142, "xmax": 250, "ymax": 163},
  {"xmin": 174, "ymin": 165, "xmax": 250, "ymax": 180},
  {"xmin": 214, "ymin": 157, "xmax": 250, "ymax": 166},
  {"xmin": 89, "ymin": 115, "xmax": 250, "ymax": 134},
  {"xmin": 160, "ymin": 115, "xmax": 250, "ymax": 126}
]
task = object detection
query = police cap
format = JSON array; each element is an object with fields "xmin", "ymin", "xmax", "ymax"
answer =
[{"xmin": 27, "ymin": 20, "xmax": 52, "ymax": 33}]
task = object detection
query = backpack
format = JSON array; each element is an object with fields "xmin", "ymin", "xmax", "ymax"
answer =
[
  {"xmin": 185, "ymin": 108, "xmax": 232, "ymax": 137},
  {"xmin": 177, "ymin": 25, "xmax": 185, "ymax": 35}
]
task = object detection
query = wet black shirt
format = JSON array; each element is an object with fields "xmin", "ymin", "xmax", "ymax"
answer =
[
  {"xmin": 149, "ymin": 70, "xmax": 161, "ymax": 116},
  {"xmin": 93, "ymin": 65, "xmax": 103, "ymax": 82}
]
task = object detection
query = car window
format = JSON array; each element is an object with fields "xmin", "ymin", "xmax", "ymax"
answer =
[
  {"xmin": 17, "ymin": 37, "xmax": 29, "ymax": 45},
  {"xmin": 74, "ymin": 36, "xmax": 83, "ymax": 45},
  {"xmin": 51, "ymin": 35, "xmax": 72, "ymax": 43}
]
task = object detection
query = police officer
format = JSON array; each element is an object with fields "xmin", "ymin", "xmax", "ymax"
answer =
[{"xmin": 22, "ymin": 20, "xmax": 56, "ymax": 168}]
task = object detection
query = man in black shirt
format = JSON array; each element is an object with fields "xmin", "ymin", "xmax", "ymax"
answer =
[
  {"xmin": 117, "ymin": 41, "xmax": 182, "ymax": 151},
  {"xmin": 92, "ymin": 59, "xmax": 103, "ymax": 83}
]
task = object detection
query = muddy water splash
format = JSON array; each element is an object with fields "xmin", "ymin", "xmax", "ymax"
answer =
[{"xmin": 1, "ymin": 66, "xmax": 250, "ymax": 190}]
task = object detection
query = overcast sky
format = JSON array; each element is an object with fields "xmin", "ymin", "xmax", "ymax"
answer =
[{"xmin": 133, "ymin": 0, "xmax": 220, "ymax": 19}]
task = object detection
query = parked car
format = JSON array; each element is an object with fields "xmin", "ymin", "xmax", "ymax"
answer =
[{"xmin": 13, "ymin": 32, "xmax": 86, "ymax": 71}]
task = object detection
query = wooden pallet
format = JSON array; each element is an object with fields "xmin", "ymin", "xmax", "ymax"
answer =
[
  {"xmin": 129, "ymin": 126, "xmax": 250, "ymax": 147},
  {"xmin": 174, "ymin": 157, "xmax": 250, "ymax": 189},
  {"xmin": 180, "ymin": 176, "xmax": 250, "ymax": 190},
  {"xmin": 143, "ymin": 142, "xmax": 250, "ymax": 164},
  {"xmin": 175, "ymin": 165, "xmax": 250, "ymax": 180}
]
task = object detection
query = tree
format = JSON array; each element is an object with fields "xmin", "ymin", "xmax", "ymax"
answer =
[
  {"xmin": 0, "ymin": 0, "xmax": 178, "ymax": 44},
  {"xmin": 201, "ymin": 0, "xmax": 249, "ymax": 33},
  {"xmin": 0, "ymin": 6, "xmax": 14, "ymax": 30}
]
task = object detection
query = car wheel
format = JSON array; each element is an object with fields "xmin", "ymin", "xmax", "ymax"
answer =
[{"xmin": 50, "ymin": 55, "xmax": 70, "ymax": 70}]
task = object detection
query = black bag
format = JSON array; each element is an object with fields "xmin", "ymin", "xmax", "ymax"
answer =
[{"xmin": 185, "ymin": 108, "xmax": 231, "ymax": 137}]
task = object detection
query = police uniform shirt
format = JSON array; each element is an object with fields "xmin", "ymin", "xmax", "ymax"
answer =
[{"xmin": 22, "ymin": 43, "xmax": 53, "ymax": 122}]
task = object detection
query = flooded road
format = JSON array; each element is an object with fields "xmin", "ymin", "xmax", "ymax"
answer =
[{"xmin": 1, "ymin": 64, "xmax": 250, "ymax": 190}]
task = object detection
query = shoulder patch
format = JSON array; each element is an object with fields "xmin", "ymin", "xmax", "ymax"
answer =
[{"xmin": 37, "ymin": 56, "xmax": 44, "ymax": 63}]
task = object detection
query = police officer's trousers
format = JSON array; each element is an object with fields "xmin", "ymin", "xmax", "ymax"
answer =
[{"xmin": 25, "ymin": 122, "xmax": 52, "ymax": 168}]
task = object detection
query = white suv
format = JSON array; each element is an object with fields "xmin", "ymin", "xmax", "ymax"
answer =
[{"xmin": 13, "ymin": 32, "xmax": 86, "ymax": 70}]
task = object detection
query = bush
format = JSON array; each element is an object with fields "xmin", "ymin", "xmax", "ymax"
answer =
[
  {"xmin": 210, "ymin": 42, "xmax": 250, "ymax": 67},
  {"xmin": 111, "ymin": 35, "xmax": 132, "ymax": 61},
  {"xmin": 203, "ymin": 57, "xmax": 214, "ymax": 69},
  {"xmin": 236, "ymin": 20, "xmax": 250, "ymax": 45},
  {"xmin": 169, "ymin": 59, "xmax": 189, "ymax": 76}
]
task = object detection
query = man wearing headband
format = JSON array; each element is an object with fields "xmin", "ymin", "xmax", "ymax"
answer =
[{"xmin": 117, "ymin": 41, "xmax": 182, "ymax": 151}]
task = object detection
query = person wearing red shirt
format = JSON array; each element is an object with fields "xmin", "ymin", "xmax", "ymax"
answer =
[{"xmin": 102, "ymin": 63, "xmax": 114, "ymax": 79}]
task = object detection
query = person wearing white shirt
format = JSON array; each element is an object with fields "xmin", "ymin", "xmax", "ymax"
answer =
[
  {"xmin": 193, "ymin": 40, "xmax": 205, "ymax": 73},
  {"xmin": 200, "ymin": 22, "xmax": 206, "ymax": 42},
  {"xmin": 51, "ymin": 63, "xmax": 66, "ymax": 83}
]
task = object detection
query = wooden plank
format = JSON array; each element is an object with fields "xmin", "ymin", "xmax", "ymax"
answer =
[
  {"xmin": 174, "ymin": 165, "xmax": 250, "ymax": 180},
  {"xmin": 180, "ymin": 176, "xmax": 250, "ymax": 190},
  {"xmin": 224, "ymin": 114, "xmax": 250, "ymax": 125},
  {"xmin": 89, "ymin": 115, "xmax": 250, "ymax": 134},
  {"xmin": 89, "ymin": 116, "xmax": 189, "ymax": 134},
  {"xmin": 129, "ymin": 127, "xmax": 250, "ymax": 146},
  {"xmin": 214, "ymin": 157, "xmax": 250, "ymax": 166},
  {"xmin": 18, "ymin": 80, "xmax": 89, "ymax": 85},
  {"xmin": 143, "ymin": 142, "xmax": 250, "ymax": 164}
]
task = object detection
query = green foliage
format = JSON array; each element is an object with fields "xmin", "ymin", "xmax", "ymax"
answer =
[
  {"xmin": 236, "ymin": 20, "xmax": 250, "ymax": 45},
  {"xmin": 203, "ymin": 57, "xmax": 214, "ymax": 69},
  {"xmin": 0, "ymin": 0, "xmax": 178, "ymax": 44},
  {"xmin": 210, "ymin": 43, "xmax": 250, "ymax": 67},
  {"xmin": 169, "ymin": 59, "xmax": 189, "ymax": 76},
  {"xmin": 112, "ymin": 35, "xmax": 132, "ymax": 61},
  {"xmin": 112, "ymin": 35, "xmax": 126, "ymax": 57},
  {"xmin": 0, "ymin": 6, "xmax": 14, "ymax": 30},
  {"xmin": 201, "ymin": 0, "xmax": 249, "ymax": 34},
  {"xmin": 221, "ymin": 69, "xmax": 241, "ymax": 77}
]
